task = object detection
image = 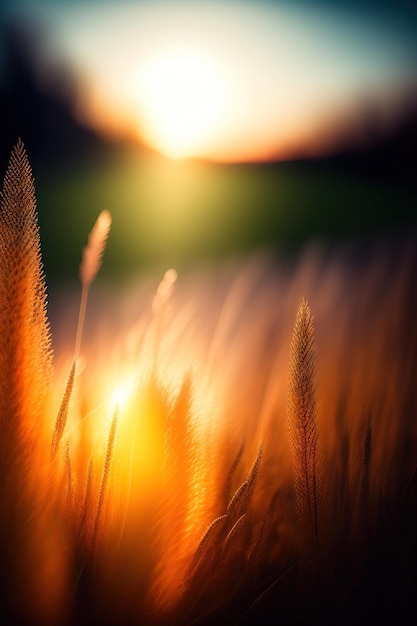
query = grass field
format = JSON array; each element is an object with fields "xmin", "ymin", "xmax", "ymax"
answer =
[
  {"xmin": 36, "ymin": 148, "xmax": 417, "ymax": 286},
  {"xmin": 1, "ymin": 142, "xmax": 416, "ymax": 625}
]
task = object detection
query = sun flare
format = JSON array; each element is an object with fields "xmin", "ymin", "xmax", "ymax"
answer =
[
  {"xmin": 109, "ymin": 381, "xmax": 134, "ymax": 412},
  {"xmin": 137, "ymin": 49, "xmax": 227, "ymax": 159}
]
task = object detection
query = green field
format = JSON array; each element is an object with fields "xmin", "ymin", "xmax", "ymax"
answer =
[{"xmin": 36, "ymin": 148, "xmax": 417, "ymax": 286}]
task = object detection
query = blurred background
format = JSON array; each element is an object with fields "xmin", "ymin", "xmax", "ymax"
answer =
[{"xmin": 0, "ymin": 0, "xmax": 416, "ymax": 289}]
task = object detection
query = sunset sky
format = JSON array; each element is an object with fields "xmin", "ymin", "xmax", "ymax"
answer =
[{"xmin": 1, "ymin": 0, "xmax": 417, "ymax": 162}]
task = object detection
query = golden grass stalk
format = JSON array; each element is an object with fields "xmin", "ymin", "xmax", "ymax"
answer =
[
  {"xmin": 227, "ymin": 442, "xmax": 263, "ymax": 521},
  {"xmin": 65, "ymin": 441, "xmax": 75, "ymax": 510},
  {"xmin": 51, "ymin": 211, "xmax": 111, "ymax": 497},
  {"xmin": 221, "ymin": 439, "xmax": 246, "ymax": 509},
  {"xmin": 152, "ymin": 374, "xmax": 197, "ymax": 599},
  {"xmin": 51, "ymin": 358, "xmax": 76, "ymax": 459},
  {"xmin": 221, "ymin": 512, "xmax": 247, "ymax": 563},
  {"xmin": 78, "ymin": 456, "xmax": 94, "ymax": 540},
  {"xmin": 0, "ymin": 139, "xmax": 52, "ymax": 449},
  {"xmin": 288, "ymin": 298, "xmax": 324, "ymax": 557},
  {"xmin": 248, "ymin": 489, "xmax": 281, "ymax": 574},
  {"xmin": 0, "ymin": 139, "xmax": 53, "ymax": 620},
  {"xmin": 149, "ymin": 268, "xmax": 177, "ymax": 371},
  {"xmin": 184, "ymin": 443, "xmax": 263, "ymax": 604},
  {"xmin": 152, "ymin": 268, "xmax": 178, "ymax": 316},
  {"xmin": 79, "ymin": 209, "xmax": 112, "ymax": 287},
  {"xmin": 188, "ymin": 514, "xmax": 229, "ymax": 577},
  {"xmin": 75, "ymin": 209, "xmax": 112, "ymax": 358},
  {"xmin": 93, "ymin": 405, "xmax": 119, "ymax": 546}
]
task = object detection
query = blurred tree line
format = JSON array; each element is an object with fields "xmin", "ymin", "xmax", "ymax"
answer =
[{"xmin": 0, "ymin": 17, "xmax": 120, "ymax": 176}]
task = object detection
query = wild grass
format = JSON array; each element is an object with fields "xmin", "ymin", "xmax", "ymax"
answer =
[
  {"xmin": 0, "ymin": 140, "xmax": 56, "ymax": 625},
  {"xmin": 288, "ymin": 298, "xmax": 324, "ymax": 565},
  {"xmin": 1, "ymin": 141, "xmax": 416, "ymax": 625}
]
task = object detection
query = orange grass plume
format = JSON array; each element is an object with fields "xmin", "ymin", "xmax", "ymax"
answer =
[{"xmin": 0, "ymin": 140, "xmax": 66, "ymax": 624}]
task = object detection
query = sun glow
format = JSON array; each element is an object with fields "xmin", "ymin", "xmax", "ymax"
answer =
[
  {"xmin": 110, "ymin": 381, "xmax": 135, "ymax": 412},
  {"xmin": 137, "ymin": 49, "xmax": 227, "ymax": 159},
  {"xmin": 37, "ymin": 0, "xmax": 417, "ymax": 163}
]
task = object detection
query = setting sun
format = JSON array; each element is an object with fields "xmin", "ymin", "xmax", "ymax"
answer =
[
  {"xmin": 136, "ymin": 49, "xmax": 227, "ymax": 159},
  {"xmin": 21, "ymin": 0, "xmax": 417, "ymax": 163}
]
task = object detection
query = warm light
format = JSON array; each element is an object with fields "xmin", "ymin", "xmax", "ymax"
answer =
[
  {"xmin": 46, "ymin": 1, "xmax": 417, "ymax": 163},
  {"xmin": 137, "ymin": 49, "xmax": 227, "ymax": 159},
  {"xmin": 110, "ymin": 381, "xmax": 134, "ymax": 411}
]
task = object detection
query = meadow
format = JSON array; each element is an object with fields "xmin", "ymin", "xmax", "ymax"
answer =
[
  {"xmin": 0, "ymin": 141, "xmax": 416, "ymax": 626},
  {"xmin": 35, "ymin": 146, "xmax": 417, "ymax": 284}
]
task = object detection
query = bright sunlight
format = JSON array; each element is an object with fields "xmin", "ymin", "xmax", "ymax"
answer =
[{"xmin": 137, "ymin": 49, "xmax": 227, "ymax": 159}]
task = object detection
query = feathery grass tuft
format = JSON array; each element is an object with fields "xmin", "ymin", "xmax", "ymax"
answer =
[
  {"xmin": 0, "ymin": 140, "xmax": 53, "ymax": 619},
  {"xmin": 0, "ymin": 138, "xmax": 52, "ymax": 444},
  {"xmin": 75, "ymin": 210, "xmax": 112, "ymax": 358},
  {"xmin": 79, "ymin": 209, "xmax": 112, "ymax": 287},
  {"xmin": 288, "ymin": 298, "xmax": 324, "ymax": 558}
]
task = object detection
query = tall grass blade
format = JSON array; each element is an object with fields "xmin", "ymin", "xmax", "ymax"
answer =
[
  {"xmin": 51, "ymin": 358, "xmax": 76, "ymax": 459},
  {"xmin": 79, "ymin": 456, "xmax": 94, "ymax": 542},
  {"xmin": 221, "ymin": 512, "xmax": 247, "ymax": 563},
  {"xmin": 188, "ymin": 514, "xmax": 229, "ymax": 577},
  {"xmin": 227, "ymin": 443, "xmax": 263, "ymax": 521},
  {"xmin": 65, "ymin": 441, "xmax": 75, "ymax": 510},
  {"xmin": 93, "ymin": 405, "xmax": 119, "ymax": 547}
]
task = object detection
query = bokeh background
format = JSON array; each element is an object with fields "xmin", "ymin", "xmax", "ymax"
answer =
[{"xmin": 0, "ymin": 0, "xmax": 416, "ymax": 290}]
